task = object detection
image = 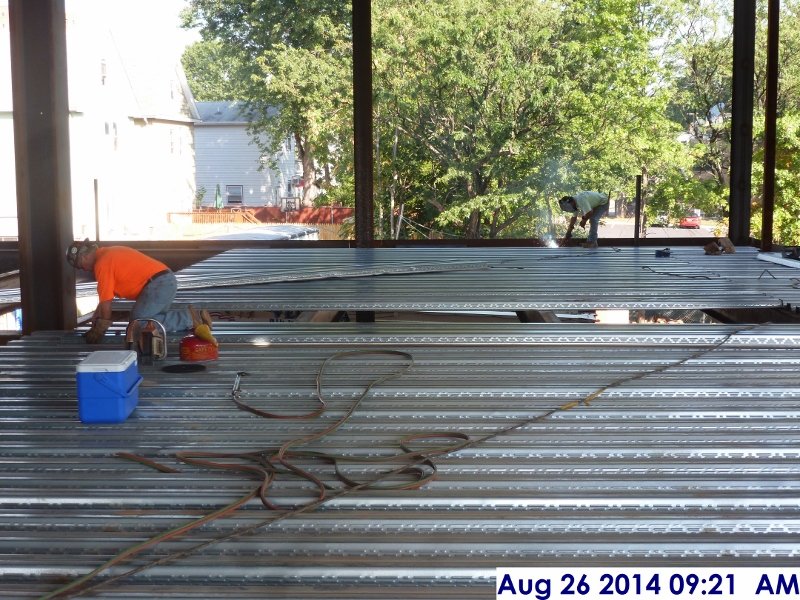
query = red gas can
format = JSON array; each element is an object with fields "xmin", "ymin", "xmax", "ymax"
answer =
[{"xmin": 179, "ymin": 334, "xmax": 219, "ymax": 361}]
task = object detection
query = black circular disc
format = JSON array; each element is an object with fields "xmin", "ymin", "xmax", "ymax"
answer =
[{"xmin": 161, "ymin": 363, "xmax": 207, "ymax": 374}]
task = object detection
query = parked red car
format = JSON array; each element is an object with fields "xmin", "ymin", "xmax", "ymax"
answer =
[{"xmin": 679, "ymin": 214, "xmax": 701, "ymax": 229}]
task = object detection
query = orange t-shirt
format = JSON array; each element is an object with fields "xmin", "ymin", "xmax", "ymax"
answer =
[{"xmin": 93, "ymin": 246, "xmax": 169, "ymax": 302}]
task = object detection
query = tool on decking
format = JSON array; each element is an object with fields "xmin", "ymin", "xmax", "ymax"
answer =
[{"xmin": 125, "ymin": 318, "xmax": 167, "ymax": 364}]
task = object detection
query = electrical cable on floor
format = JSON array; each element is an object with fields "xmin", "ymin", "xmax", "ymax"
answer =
[
  {"xmin": 42, "ymin": 326, "xmax": 756, "ymax": 599},
  {"xmin": 642, "ymin": 265, "xmax": 720, "ymax": 279}
]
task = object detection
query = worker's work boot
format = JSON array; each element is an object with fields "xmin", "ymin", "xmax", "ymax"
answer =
[
  {"xmin": 582, "ymin": 241, "xmax": 599, "ymax": 249},
  {"xmin": 188, "ymin": 305, "xmax": 213, "ymax": 330}
]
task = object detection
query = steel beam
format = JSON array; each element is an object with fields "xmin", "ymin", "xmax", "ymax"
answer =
[
  {"xmin": 9, "ymin": 0, "xmax": 76, "ymax": 333},
  {"xmin": 729, "ymin": 0, "xmax": 757, "ymax": 245},
  {"xmin": 352, "ymin": 0, "xmax": 374, "ymax": 248},
  {"xmin": 761, "ymin": 0, "xmax": 780, "ymax": 251}
]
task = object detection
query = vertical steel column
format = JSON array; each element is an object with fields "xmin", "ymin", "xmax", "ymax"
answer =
[
  {"xmin": 353, "ymin": 0, "xmax": 374, "ymax": 248},
  {"xmin": 761, "ymin": 0, "xmax": 779, "ymax": 252},
  {"xmin": 729, "ymin": 0, "xmax": 756, "ymax": 246},
  {"xmin": 352, "ymin": 0, "xmax": 375, "ymax": 322},
  {"xmin": 633, "ymin": 175, "xmax": 642, "ymax": 246},
  {"xmin": 9, "ymin": 0, "xmax": 76, "ymax": 333}
]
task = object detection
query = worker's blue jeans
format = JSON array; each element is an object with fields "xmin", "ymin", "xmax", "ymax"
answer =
[
  {"xmin": 587, "ymin": 202, "xmax": 609, "ymax": 243},
  {"xmin": 130, "ymin": 272, "xmax": 192, "ymax": 332}
]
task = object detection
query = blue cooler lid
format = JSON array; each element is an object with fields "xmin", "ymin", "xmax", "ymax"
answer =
[{"xmin": 76, "ymin": 350, "xmax": 138, "ymax": 373}]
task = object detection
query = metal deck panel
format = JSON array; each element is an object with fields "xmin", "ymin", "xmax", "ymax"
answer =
[
  {"xmin": 169, "ymin": 246, "xmax": 800, "ymax": 311},
  {"xmin": 3, "ymin": 246, "xmax": 800, "ymax": 312},
  {"xmin": 1, "ymin": 322, "xmax": 800, "ymax": 597}
]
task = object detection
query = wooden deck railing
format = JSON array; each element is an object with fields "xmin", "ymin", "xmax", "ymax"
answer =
[
  {"xmin": 166, "ymin": 211, "xmax": 345, "ymax": 240},
  {"xmin": 168, "ymin": 208, "xmax": 262, "ymax": 225}
]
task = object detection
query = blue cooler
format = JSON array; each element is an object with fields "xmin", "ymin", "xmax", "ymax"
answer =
[{"xmin": 76, "ymin": 350, "xmax": 142, "ymax": 424}]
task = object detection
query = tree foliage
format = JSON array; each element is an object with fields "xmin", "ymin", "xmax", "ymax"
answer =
[
  {"xmin": 371, "ymin": 0, "xmax": 683, "ymax": 239},
  {"xmin": 181, "ymin": 0, "xmax": 800, "ymax": 243},
  {"xmin": 182, "ymin": 0, "xmax": 352, "ymax": 203},
  {"xmin": 181, "ymin": 40, "xmax": 246, "ymax": 101},
  {"xmin": 751, "ymin": 0, "xmax": 800, "ymax": 245}
]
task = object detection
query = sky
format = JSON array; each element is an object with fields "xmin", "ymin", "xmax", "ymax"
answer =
[{"xmin": 66, "ymin": 0, "xmax": 199, "ymax": 56}]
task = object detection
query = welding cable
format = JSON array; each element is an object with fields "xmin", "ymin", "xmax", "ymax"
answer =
[
  {"xmin": 492, "ymin": 251, "xmax": 600, "ymax": 268},
  {"xmin": 641, "ymin": 265, "xmax": 720, "ymax": 279},
  {"xmin": 115, "ymin": 452, "xmax": 180, "ymax": 473},
  {"xmin": 573, "ymin": 323, "xmax": 757, "ymax": 407},
  {"xmin": 271, "ymin": 350, "xmax": 414, "ymax": 497},
  {"xmin": 42, "ymin": 349, "xmax": 415, "ymax": 599},
  {"xmin": 119, "ymin": 352, "xmax": 415, "ymax": 513},
  {"xmin": 176, "ymin": 351, "xmax": 418, "ymax": 510},
  {"xmin": 175, "ymin": 449, "xmax": 280, "ymax": 506},
  {"xmin": 67, "ymin": 457, "xmax": 460, "ymax": 599},
  {"xmin": 43, "ymin": 330, "xmax": 754, "ymax": 599},
  {"xmin": 491, "ymin": 248, "xmax": 609, "ymax": 270},
  {"xmin": 271, "ymin": 431, "xmax": 472, "ymax": 493},
  {"xmin": 70, "ymin": 445, "xmax": 473, "ymax": 599},
  {"xmin": 39, "ymin": 486, "xmax": 259, "ymax": 600}
]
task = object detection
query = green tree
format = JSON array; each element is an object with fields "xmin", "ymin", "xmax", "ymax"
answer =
[
  {"xmin": 182, "ymin": 0, "xmax": 352, "ymax": 204},
  {"xmin": 751, "ymin": 0, "xmax": 800, "ymax": 244},
  {"xmin": 373, "ymin": 0, "xmax": 681, "ymax": 239},
  {"xmin": 654, "ymin": 0, "xmax": 800, "ymax": 242},
  {"xmin": 552, "ymin": 0, "xmax": 685, "ymax": 223},
  {"xmin": 373, "ymin": 0, "xmax": 567, "ymax": 239},
  {"xmin": 752, "ymin": 115, "xmax": 800, "ymax": 245},
  {"xmin": 664, "ymin": 0, "xmax": 732, "ymax": 191},
  {"xmin": 181, "ymin": 40, "xmax": 246, "ymax": 101}
]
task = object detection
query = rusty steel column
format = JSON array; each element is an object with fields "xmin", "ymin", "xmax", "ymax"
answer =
[
  {"xmin": 761, "ymin": 0, "xmax": 779, "ymax": 252},
  {"xmin": 633, "ymin": 175, "xmax": 642, "ymax": 246},
  {"xmin": 9, "ymin": 0, "xmax": 76, "ymax": 333},
  {"xmin": 352, "ymin": 0, "xmax": 375, "ymax": 323},
  {"xmin": 353, "ymin": 0, "xmax": 374, "ymax": 249},
  {"xmin": 729, "ymin": 0, "xmax": 757, "ymax": 246}
]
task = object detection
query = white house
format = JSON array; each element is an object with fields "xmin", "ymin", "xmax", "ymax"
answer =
[
  {"xmin": 0, "ymin": 1, "xmax": 198, "ymax": 240},
  {"xmin": 194, "ymin": 101, "xmax": 303, "ymax": 210},
  {"xmin": 0, "ymin": 3, "xmax": 17, "ymax": 239}
]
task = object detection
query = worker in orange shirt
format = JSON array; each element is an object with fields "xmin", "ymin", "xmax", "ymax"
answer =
[{"xmin": 66, "ymin": 240, "xmax": 210, "ymax": 344}]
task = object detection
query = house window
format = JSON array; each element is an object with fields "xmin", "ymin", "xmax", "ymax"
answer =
[
  {"xmin": 100, "ymin": 59, "xmax": 107, "ymax": 85},
  {"xmin": 226, "ymin": 185, "xmax": 243, "ymax": 204}
]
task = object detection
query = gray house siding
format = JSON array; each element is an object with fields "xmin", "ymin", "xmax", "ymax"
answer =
[{"xmin": 194, "ymin": 102, "xmax": 301, "ymax": 208}]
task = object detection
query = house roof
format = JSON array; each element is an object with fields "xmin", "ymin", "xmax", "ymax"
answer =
[
  {"xmin": 195, "ymin": 101, "xmax": 253, "ymax": 124},
  {"xmin": 195, "ymin": 101, "xmax": 277, "ymax": 124}
]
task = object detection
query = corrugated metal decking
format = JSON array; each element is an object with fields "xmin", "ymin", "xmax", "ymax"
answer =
[
  {"xmin": 169, "ymin": 246, "xmax": 800, "ymax": 311},
  {"xmin": 1, "ymin": 322, "xmax": 800, "ymax": 597},
  {"xmin": 2, "ymin": 246, "xmax": 800, "ymax": 311}
]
